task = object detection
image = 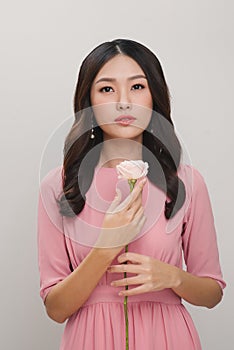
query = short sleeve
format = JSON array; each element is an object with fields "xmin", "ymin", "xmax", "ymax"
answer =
[
  {"xmin": 37, "ymin": 167, "xmax": 72, "ymax": 302},
  {"xmin": 182, "ymin": 167, "xmax": 226, "ymax": 290}
]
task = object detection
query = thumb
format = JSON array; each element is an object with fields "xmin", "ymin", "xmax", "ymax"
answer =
[{"xmin": 107, "ymin": 188, "xmax": 122, "ymax": 212}]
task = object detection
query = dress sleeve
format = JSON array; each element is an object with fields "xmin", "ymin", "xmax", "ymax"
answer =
[
  {"xmin": 182, "ymin": 167, "xmax": 226, "ymax": 290},
  {"xmin": 37, "ymin": 167, "xmax": 72, "ymax": 303}
]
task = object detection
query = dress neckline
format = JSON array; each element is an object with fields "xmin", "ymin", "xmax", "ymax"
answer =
[{"xmin": 95, "ymin": 166, "xmax": 117, "ymax": 171}]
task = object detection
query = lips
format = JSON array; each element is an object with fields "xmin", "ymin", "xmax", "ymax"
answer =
[{"xmin": 114, "ymin": 115, "xmax": 136, "ymax": 126}]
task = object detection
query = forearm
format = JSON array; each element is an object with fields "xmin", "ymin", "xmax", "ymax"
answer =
[
  {"xmin": 45, "ymin": 247, "xmax": 121, "ymax": 323},
  {"xmin": 172, "ymin": 268, "xmax": 223, "ymax": 308}
]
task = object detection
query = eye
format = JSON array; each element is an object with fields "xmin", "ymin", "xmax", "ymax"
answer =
[
  {"xmin": 100, "ymin": 86, "xmax": 114, "ymax": 93},
  {"xmin": 131, "ymin": 84, "xmax": 145, "ymax": 90}
]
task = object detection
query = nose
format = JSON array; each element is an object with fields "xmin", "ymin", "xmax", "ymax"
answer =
[
  {"xmin": 116, "ymin": 89, "xmax": 132, "ymax": 111},
  {"xmin": 116, "ymin": 101, "xmax": 131, "ymax": 111}
]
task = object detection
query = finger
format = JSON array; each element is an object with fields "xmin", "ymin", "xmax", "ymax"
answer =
[
  {"xmin": 132, "ymin": 209, "xmax": 146, "ymax": 230},
  {"xmin": 107, "ymin": 188, "xmax": 122, "ymax": 212},
  {"xmin": 116, "ymin": 178, "xmax": 146, "ymax": 212},
  {"xmin": 116, "ymin": 214, "xmax": 146, "ymax": 246},
  {"xmin": 108, "ymin": 263, "xmax": 148, "ymax": 274},
  {"xmin": 119, "ymin": 284, "xmax": 149, "ymax": 297},
  {"xmin": 118, "ymin": 252, "xmax": 150, "ymax": 264},
  {"xmin": 111, "ymin": 274, "xmax": 146, "ymax": 287},
  {"xmin": 126, "ymin": 200, "xmax": 144, "ymax": 221},
  {"xmin": 128, "ymin": 192, "xmax": 143, "ymax": 216},
  {"xmin": 134, "ymin": 205, "xmax": 144, "ymax": 219},
  {"xmin": 125, "ymin": 178, "xmax": 146, "ymax": 210},
  {"xmin": 119, "ymin": 211, "xmax": 145, "ymax": 244},
  {"xmin": 125, "ymin": 205, "xmax": 139, "ymax": 222},
  {"xmin": 119, "ymin": 282, "xmax": 165, "ymax": 296}
]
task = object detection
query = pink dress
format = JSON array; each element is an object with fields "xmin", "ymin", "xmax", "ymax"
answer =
[{"xmin": 37, "ymin": 164, "xmax": 225, "ymax": 350}]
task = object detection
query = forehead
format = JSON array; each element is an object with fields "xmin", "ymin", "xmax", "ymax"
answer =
[{"xmin": 94, "ymin": 54, "xmax": 144, "ymax": 79}]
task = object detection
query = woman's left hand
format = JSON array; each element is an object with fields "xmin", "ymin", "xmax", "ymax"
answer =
[{"xmin": 108, "ymin": 252, "xmax": 182, "ymax": 296}]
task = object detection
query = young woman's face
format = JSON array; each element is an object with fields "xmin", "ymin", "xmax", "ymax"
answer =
[{"xmin": 90, "ymin": 54, "xmax": 153, "ymax": 142}]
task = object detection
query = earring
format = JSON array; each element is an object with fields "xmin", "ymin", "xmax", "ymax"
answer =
[
  {"xmin": 90, "ymin": 128, "xmax": 95, "ymax": 139},
  {"xmin": 90, "ymin": 118, "xmax": 95, "ymax": 139}
]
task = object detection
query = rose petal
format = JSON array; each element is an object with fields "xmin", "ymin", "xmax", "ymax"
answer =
[{"xmin": 116, "ymin": 160, "xmax": 149, "ymax": 180}]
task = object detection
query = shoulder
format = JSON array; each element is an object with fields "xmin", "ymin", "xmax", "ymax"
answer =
[
  {"xmin": 178, "ymin": 163, "xmax": 208, "ymax": 196},
  {"xmin": 39, "ymin": 166, "xmax": 63, "ymax": 199},
  {"xmin": 178, "ymin": 164, "xmax": 213, "ymax": 223}
]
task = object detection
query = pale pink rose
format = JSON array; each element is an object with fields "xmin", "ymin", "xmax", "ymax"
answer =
[{"xmin": 116, "ymin": 160, "xmax": 149, "ymax": 180}]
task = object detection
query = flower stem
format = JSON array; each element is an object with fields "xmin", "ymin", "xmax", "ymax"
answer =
[
  {"xmin": 124, "ymin": 179, "xmax": 137, "ymax": 350},
  {"xmin": 124, "ymin": 244, "xmax": 129, "ymax": 350}
]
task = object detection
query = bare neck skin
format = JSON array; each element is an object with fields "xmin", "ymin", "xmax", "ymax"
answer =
[{"xmin": 97, "ymin": 135, "xmax": 143, "ymax": 168}]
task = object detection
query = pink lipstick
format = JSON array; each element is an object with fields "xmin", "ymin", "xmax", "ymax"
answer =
[{"xmin": 114, "ymin": 115, "xmax": 136, "ymax": 126}]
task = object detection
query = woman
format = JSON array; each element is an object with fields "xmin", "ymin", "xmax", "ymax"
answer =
[{"xmin": 38, "ymin": 39, "xmax": 226, "ymax": 349}]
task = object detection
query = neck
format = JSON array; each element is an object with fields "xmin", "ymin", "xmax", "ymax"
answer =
[{"xmin": 97, "ymin": 136, "xmax": 143, "ymax": 168}]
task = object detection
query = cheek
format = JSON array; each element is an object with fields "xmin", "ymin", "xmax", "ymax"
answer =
[
  {"xmin": 133, "ymin": 100, "xmax": 152, "ymax": 120},
  {"xmin": 135, "ymin": 88, "xmax": 153, "ymax": 108},
  {"xmin": 141, "ymin": 93, "xmax": 153, "ymax": 109},
  {"xmin": 90, "ymin": 89, "xmax": 99, "ymax": 106},
  {"xmin": 92, "ymin": 103, "xmax": 116, "ymax": 124},
  {"xmin": 140, "ymin": 113, "xmax": 152, "ymax": 130}
]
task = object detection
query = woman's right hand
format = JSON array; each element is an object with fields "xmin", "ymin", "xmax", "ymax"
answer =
[{"xmin": 94, "ymin": 178, "xmax": 147, "ymax": 250}]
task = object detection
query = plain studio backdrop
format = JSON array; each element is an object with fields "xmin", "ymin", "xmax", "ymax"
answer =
[{"xmin": 1, "ymin": 1, "xmax": 233, "ymax": 349}]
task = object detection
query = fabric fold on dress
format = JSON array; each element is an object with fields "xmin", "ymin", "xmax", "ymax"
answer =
[{"xmin": 38, "ymin": 164, "xmax": 226, "ymax": 350}]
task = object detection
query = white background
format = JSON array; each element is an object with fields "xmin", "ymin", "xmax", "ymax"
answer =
[{"xmin": 1, "ymin": 1, "xmax": 233, "ymax": 349}]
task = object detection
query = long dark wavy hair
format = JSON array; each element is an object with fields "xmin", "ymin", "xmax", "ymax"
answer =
[{"xmin": 58, "ymin": 38, "xmax": 186, "ymax": 219}]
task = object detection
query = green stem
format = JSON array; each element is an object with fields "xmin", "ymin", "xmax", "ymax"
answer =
[
  {"xmin": 124, "ymin": 244, "xmax": 129, "ymax": 350},
  {"xmin": 124, "ymin": 179, "xmax": 137, "ymax": 350}
]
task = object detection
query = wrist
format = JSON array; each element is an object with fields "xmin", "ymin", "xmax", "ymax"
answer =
[
  {"xmin": 91, "ymin": 246, "xmax": 123, "ymax": 264},
  {"xmin": 172, "ymin": 266, "xmax": 184, "ymax": 290}
]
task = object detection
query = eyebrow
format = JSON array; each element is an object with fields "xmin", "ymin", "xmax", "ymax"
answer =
[{"xmin": 95, "ymin": 74, "xmax": 147, "ymax": 84}]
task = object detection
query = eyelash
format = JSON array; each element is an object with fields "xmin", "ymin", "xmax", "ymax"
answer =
[
  {"xmin": 132, "ymin": 84, "xmax": 145, "ymax": 90},
  {"xmin": 100, "ymin": 86, "xmax": 114, "ymax": 93},
  {"xmin": 99, "ymin": 84, "xmax": 145, "ymax": 93}
]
